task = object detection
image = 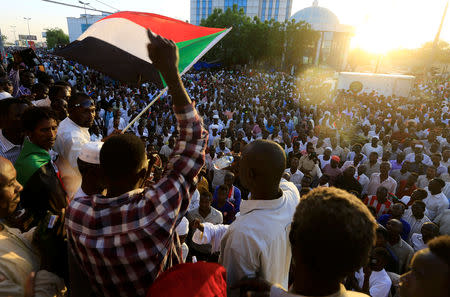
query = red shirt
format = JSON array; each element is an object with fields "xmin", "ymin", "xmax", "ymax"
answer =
[
  {"xmin": 364, "ymin": 195, "xmax": 392, "ymax": 218},
  {"xmin": 396, "ymin": 180, "xmax": 417, "ymax": 199}
]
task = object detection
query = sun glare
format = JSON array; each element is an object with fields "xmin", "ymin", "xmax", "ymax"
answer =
[{"xmin": 348, "ymin": 0, "xmax": 448, "ymax": 54}]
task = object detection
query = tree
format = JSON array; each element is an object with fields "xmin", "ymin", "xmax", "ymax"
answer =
[
  {"xmin": 1, "ymin": 34, "xmax": 6, "ymax": 42},
  {"xmin": 200, "ymin": 4, "xmax": 318, "ymax": 69},
  {"xmin": 45, "ymin": 28, "xmax": 69, "ymax": 49}
]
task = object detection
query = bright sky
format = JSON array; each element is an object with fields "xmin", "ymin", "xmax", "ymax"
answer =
[{"xmin": 1, "ymin": 0, "xmax": 449, "ymax": 53}]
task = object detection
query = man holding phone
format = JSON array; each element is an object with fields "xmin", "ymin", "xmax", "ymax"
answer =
[{"xmin": 0, "ymin": 156, "xmax": 66, "ymax": 296}]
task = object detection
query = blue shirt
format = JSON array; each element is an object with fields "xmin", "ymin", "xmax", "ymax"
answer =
[
  {"xmin": 211, "ymin": 199, "xmax": 235, "ymax": 224},
  {"xmin": 213, "ymin": 185, "xmax": 242, "ymax": 213},
  {"xmin": 378, "ymin": 214, "xmax": 411, "ymax": 241}
]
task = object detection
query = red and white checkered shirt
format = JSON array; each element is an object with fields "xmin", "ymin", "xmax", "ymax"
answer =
[
  {"xmin": 65, "ymin": 103, "xmax": 207, "ymax": 297},
  {"xmin": 364, "ymin": 195, "xmax": 393, "ymax": 218}
]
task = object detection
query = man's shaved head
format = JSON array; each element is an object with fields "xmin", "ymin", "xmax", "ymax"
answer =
[{"xmin": 239, "ymin": 140, "xmax": 286, "ymax": 199}]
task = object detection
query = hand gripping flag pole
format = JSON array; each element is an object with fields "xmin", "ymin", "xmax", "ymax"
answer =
[{"xmin": 122, "ymin": 26, "xmax": 232, "ymax": 133}]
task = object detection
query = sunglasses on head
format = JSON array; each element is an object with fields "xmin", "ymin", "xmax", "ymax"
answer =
[{"xmin": 72, "ymin": 100, "xmax": 95, "ymax": 108}]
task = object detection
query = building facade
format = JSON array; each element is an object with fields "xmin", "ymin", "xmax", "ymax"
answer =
[
  {"xmin": 67, "ymin": 14, "xmax": 109, "ymax": 42},
  {"xmin": 190, "ymin": 0, "xmax": 293, "ymax": 25},
  {"xmin": 290, "ymin": 0, "xmax": 354, "ymax": 70}
]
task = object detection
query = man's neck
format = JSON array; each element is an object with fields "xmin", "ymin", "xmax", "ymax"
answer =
[
  {"xmin": 388, "ymin": 235, "xmax": 400, "ymax": 245},
  {"xmin": 292, "ymin": 272, "xmax": 341, "ymax": 297},
  {"xmin": 68, "ymin": 116, "xmax": 81, "ymax": 128},
  {"xmin": 106, "ymin": 183, "xmax": 140, "ymax": 198},
  {"xmin": 216, "ymin": 199, "xmax": 226, "ymax": 208},
  {"xmin": 413, "ymin": 213, "xmax": 424, "ymax": 220},
  {"xmin": 81, "ymin": 183, "xmax": 104, "ymax": 196},
  {"xmin": 2, "ymin": 129, "xmax": 24, "ymax": 145},
  {"xmin": 290, "ymin": 167, "xmax": 297, "ymax": 174},
  {"xmin": 250, "ymin": 187, "xmax": 282, "ymax": 201},
  {"xmin": 199, "ymin": 208, "xmax": 211, "ymax": 218}
]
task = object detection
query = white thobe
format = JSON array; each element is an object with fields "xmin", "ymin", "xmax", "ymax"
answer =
[
  {"xmin": 219, "ymin": 181, "xmax": 300, "ymax": 291},
  {"xmin": 54, "ymin": 117, "xmax": 90, "ymax": 199}
]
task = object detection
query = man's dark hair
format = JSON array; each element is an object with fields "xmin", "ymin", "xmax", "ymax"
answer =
[
  {"xmin": 68, "ymin": 92, "xmax": 91, "ymax": 108},
  {"xmin": 218, "ymin": 185, "xmax": 228, "ymax": 193},
  {"xmin": 428, "ymin": 235, "xmax": 450, "ymax": 265},
  {"xmin": 412, "ymin": 200, "xmax": 426, "ymax": 208},
  {"xmin": 31, "ymin": 83, "xmax": 48, "ymax": 94},
  {"xmin": 376, "ymin": 226, "xmax": 388, "ymax": 240},
  {"xmin": 414, "ymin": 188, "xmax": 429, "ymax": 199},
  {"xmin": 198, "ymin": 187, "xmax": 212, "ymax": 200},
  {"xmin": 77, "ymin": 158, "xmax": 99, "ymax": 176},
  {"xmin": 100, "ymin": 134, "xmax": 146, "ymax": 180},
  {"xmin": 431, "ymin": 178, "xmax": 445, "ymax": 189},
  {"xmin": 289, "ymin": 187, "xmax": 376, "ymax": 282},
  {"xmin": 49, "ymin": 85, "xmax": 66, "ymax": 100},
  {"xmin": 37, "ymin": 72, "xmax": 53, "ymax": 86},
  {"xmin": 372, "ymin": 246, "xmax": 391, "ymax": 263},
  {"xmin": 54, "ymin": 80, "xmax": 71, "ymax": 88},
  {"xmin": 0, "ymin": 97, "xmax": 32, "ymax": 120},
  {"xmin": 22, "ymin": 107, "xmax": 58, "ymax": 132}
]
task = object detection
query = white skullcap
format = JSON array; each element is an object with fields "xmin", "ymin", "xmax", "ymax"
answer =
[
  {"xmin": 175, "ymin": 217, "xmax": 189, "ymax": 236},
  {"xmin": 415, "ymin": 144, "xmax": 424, "ymax": 149},
  {"xmin": 79, "ymin": 141, "xmax": 104, "ymax": 165},
  {"xmin": 213, "ymin": 115, "xmax": 219, "ymax": 119},
  {"xmin": 325, "ymin": 147, "xmax": 332, "ymax": 151}
]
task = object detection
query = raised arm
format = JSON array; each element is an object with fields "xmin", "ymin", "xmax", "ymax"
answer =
[{"xmin": 143, "ymin": 30, "xmax": 208, "ymax": 234}]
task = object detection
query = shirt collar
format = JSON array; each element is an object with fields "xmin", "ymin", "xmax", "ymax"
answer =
[
  {"xmin": 285, "ymin": 284, "xmax": 350, "ymax": 297},
  {"xmin": 240, "ymin": 194, "xmax": 286, "ymax": 215},
  {"xmin": 66, "ymin": 117, "xmax": 90, "ymax": 133},
  {"xmin": 0, "ymin": 129, "xmax": 22, "ymax": 152}
]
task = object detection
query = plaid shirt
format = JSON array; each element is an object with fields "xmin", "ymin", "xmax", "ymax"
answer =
[{"xmin": 66, "ymin": 103, "xmax": 207, "ymax": 297}]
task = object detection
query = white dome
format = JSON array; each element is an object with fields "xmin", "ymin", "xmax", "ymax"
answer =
[{"xmin": 290, "ymin": 1, "xmax": 339, "ymax": 30}]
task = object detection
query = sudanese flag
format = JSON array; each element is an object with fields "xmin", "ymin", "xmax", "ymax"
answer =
[{"xmin": 56, "ymin": 11, "xmax": 231, "ymax": 87}]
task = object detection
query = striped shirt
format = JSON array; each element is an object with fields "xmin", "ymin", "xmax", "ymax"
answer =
[
  {"xmin": 0, "ymin": 129, "xmax": 22, "ymax": 164},
  {"xmin": 364, "ymin": 195, "xmax": 393, "ymax": 218},
  {"xmin": 66, "ymin": 103, "xmax": 207, "ymax": 297}
]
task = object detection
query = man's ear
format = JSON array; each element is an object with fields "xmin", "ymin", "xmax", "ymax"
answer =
[{"xmin": 137, "ymin": 166, "xmax": 149, "ymax": 182}]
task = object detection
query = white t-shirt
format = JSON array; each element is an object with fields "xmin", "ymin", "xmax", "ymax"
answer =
[
  {"xmin": 423, "ymin": 191, "xmax": 449, "ymax": 221},
  {"xmin": 0, "ymin": 91, "xmax": 11, "ymax": 100},
  {"xmin": 354, "ymin": 268, "xmax": 392, "ymax": 297}
]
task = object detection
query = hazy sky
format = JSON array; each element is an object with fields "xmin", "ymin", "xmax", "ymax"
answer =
[{"xmin": 1, "ymin": 0, "xmax": 449, "ymax": 53}]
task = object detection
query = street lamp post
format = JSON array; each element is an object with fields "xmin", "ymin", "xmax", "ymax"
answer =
[
  {"xmin": 10, "ymin": 26, "xmax": 17, "ymax": 46},
  {"xmin": 24, "ymin": 17, "xmax": 31, "ymax": 47},
  {"xmin": 79, "ymin": 1, "xmax": 90, "ymax": 25}
]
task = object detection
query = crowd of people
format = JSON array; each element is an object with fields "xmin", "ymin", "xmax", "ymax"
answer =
[{"xmin": 0, "ymin": 30, "xmax": 448, "ymax": 297}]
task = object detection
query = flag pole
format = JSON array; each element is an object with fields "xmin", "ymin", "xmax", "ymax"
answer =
[
  {"xmin": 121, "ymin": 27, "xmax": 232, "ymax": 134},
  {"xmin": 121, "ymin": 87, "xmax": 168, "ymax": 133}
]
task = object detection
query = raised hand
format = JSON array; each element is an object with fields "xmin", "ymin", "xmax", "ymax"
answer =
[{"xmin": 146, "ymin": 29, "xmax": 179, "ymax": 79}]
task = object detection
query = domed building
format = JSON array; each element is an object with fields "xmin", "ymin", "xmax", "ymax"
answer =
[{"xmin": 291, "ymin": 0, "xmax": 354, "ymax": 70}]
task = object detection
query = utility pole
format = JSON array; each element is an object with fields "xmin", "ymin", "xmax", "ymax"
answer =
[
  {"xmin": 428, "ymin": 0, "xmax": 449, "ymax": 75},
  {"xmin": 10, "ymin": 25, "xmax": 17, "ymax": 46},
  {"xmin": 24, "ymin": 17, "xmax": 31, "ymax": 47},
  {"xmin": 0, "ymin": 28, "xmax": 5, "ymax": 64},
  {"xmin": 79, "ymin": 1, "xmax": 90, "ymax": 25}
]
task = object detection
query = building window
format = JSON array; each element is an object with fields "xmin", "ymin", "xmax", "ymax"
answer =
[
  {"xmin": 268, "ymin": 0, "xmax": 273, "ymax": 20},
  {"xmin": 285, "ymin": 0, "xmax": 290, "ymax": 21},
  {"xmin": 261, "ymin": 0, "xmax": 267, "ymax": 21},
  {"xmin": 196, "ymin": 0, "xmax": 200, "ymax": 24},
  {"xmin": 274, "ymin": 0, "xmax": 279, "ymax": 21}
]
